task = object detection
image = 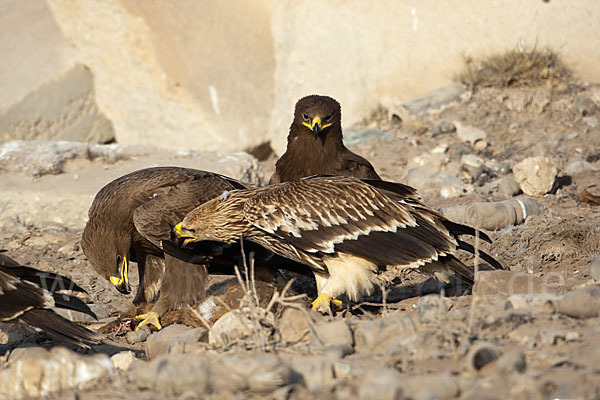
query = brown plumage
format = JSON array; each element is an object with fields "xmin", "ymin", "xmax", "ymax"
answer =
[
  {"xmin": 175, "ymin": 176, "xmax": 503, "ymax": 313},
  {"xmin": 82, "ymin": 167, "xmax": 248, "ymax": 329},
  {"xmin": 0, "ymin": 253, "xmax": 100, "ymax": 345},
  {"xmin": 270, "ymin": 95, "xmax": 381, "ymax": 184}
]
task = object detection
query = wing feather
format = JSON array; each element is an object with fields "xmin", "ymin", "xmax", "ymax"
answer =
[{"xmin": 244, "ymin": 176, "xmax": 457, "ymax": 269}]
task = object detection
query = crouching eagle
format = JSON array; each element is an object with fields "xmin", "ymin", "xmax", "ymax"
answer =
[{"xmin": 175, "ymin": 176, "xmax": 502, "ymax": 313}]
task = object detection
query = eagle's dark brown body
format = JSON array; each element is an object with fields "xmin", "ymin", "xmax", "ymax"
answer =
[
  {"xmin": 176, "ymin": 176, "xmax": 503, "ymax": 312},
  {"xmin": 0, "ymin": 253, "xmax": 100, "ymax": 345},
  {"xmin": 82, "ymin": 167, "xmax": 248, "ymax": 328},
  {"xmin": 270, "ymin": 95, "xmax": 381, "ymax": 184}
]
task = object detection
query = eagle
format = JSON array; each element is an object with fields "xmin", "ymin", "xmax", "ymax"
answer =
[
  {"xmin": 0, "ymin": 253, "xmax": 100, "ymax": 345},
  {"xmin": 174, "ymin": 176, "xmax": 503, "ymax": 313},
  {"xmin": 82, "ymin": 167, "xmax": 249, "ymax": 330},
  {"xmin": 270, "ymin": 95, "xmax": 381, "ymax": 184}
]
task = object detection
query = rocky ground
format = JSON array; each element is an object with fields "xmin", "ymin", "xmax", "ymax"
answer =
[{"xmin": 1, "ymin": 77, "xmax": 600, "ymax": 399}]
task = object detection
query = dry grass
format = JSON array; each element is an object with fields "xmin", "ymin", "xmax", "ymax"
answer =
[{"xmin": 457, "ymin": 46, "xmax": 572, "ymax": 90}]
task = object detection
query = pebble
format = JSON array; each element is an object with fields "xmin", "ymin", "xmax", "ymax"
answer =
[
  {"xmin": 417, "ymin": 294, "xmax": 448, "ymax": 324},
  {"xmin": 563, "ymin": 160, "xmax": 599, "ymax": 175},
  {"xmin": 454, "ymin": 121, "xmax": 487, "ymax": 150},
  {"xmin": 512, "ymin": 156, "xmax": 558, "ymax": 196},
  {"xmin": 311, "ymin": 319, "xmax": 353, "ymax": 357},
  {"xmin": 497, "ymin": 176, "xmax": 521, "ymax": 198},
  {"xmin": 111, "ymin": 351, "xmax": 137, "ymax": 370},
  {"xmin": 208, "ymin": 307, "xmax": 274, "ymax": 348},
  {"xmin": 505, "ymin": 294, "xmax": 558, "ymax": 313},
  {"xmin": 432, "ymin": 118, "xmax": 456, "ymax": 136},
  {"xmin": 146, "ymin": 324, "xmax": 206, "ymax": 360},
  {"xmin": 353, "ymin": 312, "xmax": 419, "ymax": 355},
  {"xmin": 57, "ymin": 242, "xmax": 79, "ymax": 254},
  {"xmin": 495, "ymin": 350, "xmax": 526, "ymax": 375},
  {"xmin": 278, "ymin": 308, "xmax": 311, "ymax": 344},
  {"xmin": 574, "ymin": 95, "xmax": 598, "ymax": 116},
  {"xmin": 461, "ymin": 154, "xmax": 485, "ymax": 183},
  {"xmin": 125, "ymin": 325, "xmax": 151, "ymax": 345},
  {"xmin": 589, "ymin": 257, "xmax": 600, "ymax": 281}
]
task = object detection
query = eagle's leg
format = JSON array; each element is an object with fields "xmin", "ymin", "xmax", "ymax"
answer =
[
  {"xmin": 311, "ymin": 293, "xmax": 333, "ymax": 313},
  {"xmin": 312, "ymin": 273, "xmax": 343, "ymax": 313},
  {"xmin": 135, "ymin": 311, "xmax": 162, "ymax": 330}
]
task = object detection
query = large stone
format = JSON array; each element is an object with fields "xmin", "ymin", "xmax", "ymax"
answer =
[
  {"xmin": 129, "ymin": 353, "xmax": 295, "ymax": 394},
  {"xmin": 512, "ymin": 156, "xmax": 558, "ymax": 196},
  {"xmin": 0, "ymin": 346, "xmax": 113, "ymax": 399},
  {"xmin": 0, "ymin": 0, "xmax": 113, "ymax": 144},
  {"xmin": 208, "ymin": 308, "xmax": 274, "ymax": 348}
]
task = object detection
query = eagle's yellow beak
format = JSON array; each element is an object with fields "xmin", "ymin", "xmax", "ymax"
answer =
[
  {"xmin": 110, "ymin": 256, "xmax": 130, "ymax": 294},
  {"xmin": 302, "ymin": 116, "xmax": 332, "ymax": 137},
  {"xmin": 175, "ymin": 222, "xmax": 198, "ymax": 246}
]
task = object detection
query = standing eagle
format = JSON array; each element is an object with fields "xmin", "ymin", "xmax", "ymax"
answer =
[
  {"xmin": 82, "ymin": 167, "xmax": 248, "ymax": 330},
  {"xmin": 174, "ymin": 176, "xmax": 503, "ymax": 313},
  {"xmin": 0, "ymin": 253, "xmax": 100, "ymax": 345},
  {"xmin": 270, "ymin": 95, "xmax": 381, "ymax": 184}
]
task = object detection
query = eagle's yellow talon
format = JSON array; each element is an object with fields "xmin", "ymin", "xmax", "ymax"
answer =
[
  {"xmin": 311, "ymin": 293, "xmax": 332, "ymax": 314},
  {"xmin": 135, "ymin": 311, "xmax": 162, "ymax": 330}
]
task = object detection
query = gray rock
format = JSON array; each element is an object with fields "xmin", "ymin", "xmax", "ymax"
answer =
[
  {"xmin": 584, "ymin": 115, "xmax": 599, "ymax": 128},
  {"xmin": 406, "ymin": 168, "xmax": 469, "ymax": 199},
  {"xmin": 285, "ymin": 355, "xmax": 335, "ymax": 393},
  {"xmin": 432, "ymin": 118, "xmax": 456, "ymax": 136},
  {"xmin": 355, "ymin": 368, "xmax": 404, "ymax": 400},
  {"xmin": 402, "ymin": 374, "xmax": 461, "ymax": 399},
  {"xmin": 310, "ymin": 319, "xmax": 353, "ymax": 357},
  {"xmin": 278, "ymin": 307, "xmax": 311, "ymax": 344},
  {"xmin": 0, "ymin": 347, "xmax": 113, "ymax": 399},
  {"xmin": 417, "ymin": 294, "xmax": 448, "ymax": 324},
  {"xmin": 208, "ymin": 307, "xmax": 274, "ymax": 348},
  {"xmin": 589, "ymin": 257, "xmax": 600, "ymax": 281},
  {"xmin": 126, "ymin": 325, "xmax": 151, "ymax": 345},
  {"xmin": 563, "ymin": 160, "xmax": 599, "ymax": 175},
  {"xmin": 0, "ymin": 140, "xmax": 140, "ymax": 177},
  {"xmin": 343, "ymin": 128, "xmax": 394, "ymax": 147},
  {"xmin": 497, "ymin": 176, "xmax": 521, "ymax": 198},
  {"xmin": 454, "ymin": 121, "xmax": 487, "ymax": 150},
  {"xmin": 461, "ymin": 154, "xmax": 485, "ymax": 183},
  {"xmin": 353, "ymin": 312, "xmax": 419, "ymax": 355},
  {"xmin": 512, "ymin": 156, "xmax": 558, "ymax": 196},
  {"xmin": 129, "ymin": 353, "xmax": 295, "ymax": 394},
  {"xmin": 111, "ymin": 351, "xmax": 137, "ymax": 371},
  {"xmin": 574, "ymin": 95, "xmax": 598, "ymax": 116},
  {"xmin": 146, "ymin": 324, "xmax": 206, "ymax": 360},
  {"xmin": 403, "ymin": 84, "xmax": 469, "ymax": 115},
  {"xmin": 495, "ymin": 350, "xmax": 526, "ymax": 375}
]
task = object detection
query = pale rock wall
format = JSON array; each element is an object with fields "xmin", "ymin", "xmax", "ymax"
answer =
[
  {"xmin": 0, "ymin": 0, "xmax": 113, "ymax": 144},
  {"xmin": 3, "ymin": 1, "xmax": 599, "ymax": 154}
]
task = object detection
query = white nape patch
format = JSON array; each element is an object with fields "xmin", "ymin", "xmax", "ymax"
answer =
[
  {"xmin": 321, "ymin": 253, "xmax": 378, "ymax": 301},
  {"xmin": 208, "ymin": 85, "xmax": 220, "ymax": 115},
  {"xmin": 219, "ymin": 190, "xmax": 230, "ymax": 201},
  {"xmin": 197, "ymin": 297, "xmax": 218, "ymax": 321}
]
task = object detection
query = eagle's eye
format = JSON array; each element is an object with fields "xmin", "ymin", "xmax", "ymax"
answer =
[
  {"xmin": 325, "ymin": 113, "xmax": 333, "ymax": 121},
  {"xmin": 302, "ymin": 113, "xmax": 309, "ymax": 121}
]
